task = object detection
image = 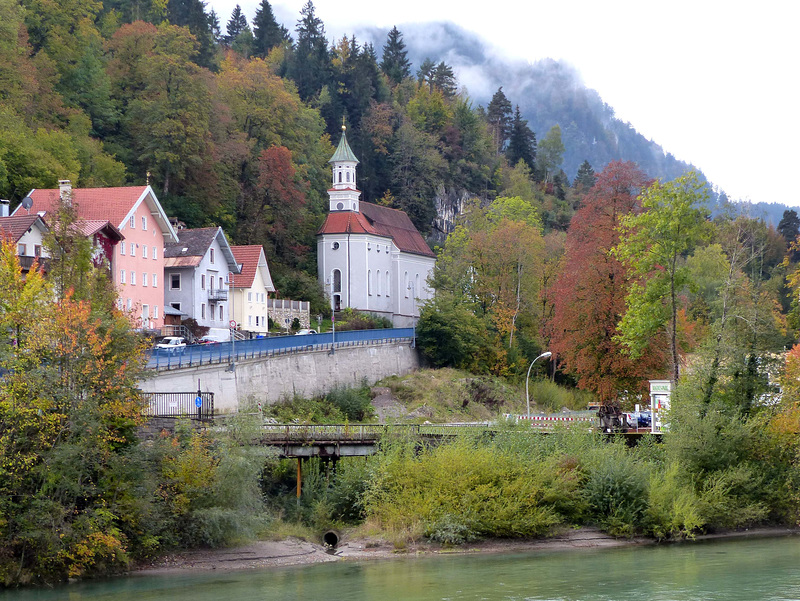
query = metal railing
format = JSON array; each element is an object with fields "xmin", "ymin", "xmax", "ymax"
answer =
[
  {"xmin": 146, "ymin": 327, "xmax": 415, "ymax": 370},
  {"xmin": 141, "ymin": 391, "xmax": 215, "ymax": 420}
]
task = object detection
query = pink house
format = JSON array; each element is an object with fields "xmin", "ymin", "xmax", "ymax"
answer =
[{"xmin": 15, "ymin": 181, "xmax": 178, "ymax": 330}]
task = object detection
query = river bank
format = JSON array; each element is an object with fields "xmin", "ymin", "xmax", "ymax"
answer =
[{"xmin": 135, "ymin": 526, "xmax": 798, "ymax": 575}]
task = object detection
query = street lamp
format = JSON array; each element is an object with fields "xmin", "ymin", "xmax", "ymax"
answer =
[{"xmin": 526, "ymin": 351, "xmax": 552, "ymax": 418}]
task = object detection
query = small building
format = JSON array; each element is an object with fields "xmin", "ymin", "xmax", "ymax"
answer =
[
  {"xmin": 230, "ymin": 245, "xmax": 275, "ymax": 337},
  {"xmin": 164, "ymin": 227, "xmax": 240, "ymax": 339},
  {"xmin": 14, "ymin": 181, "xmax": 177, "ymax": 329},
  {"xmin": 0, "ymin": 203, "xmax": 49, "ymax": 273},
  {"xmin": 317, "ymin": 127, "xmax": 436, "ymax": 326}
]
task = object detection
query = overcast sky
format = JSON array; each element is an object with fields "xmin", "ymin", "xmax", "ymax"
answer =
[{"xmin": 208, "ymin": 0, "xmax": 799, "ymax": 206}]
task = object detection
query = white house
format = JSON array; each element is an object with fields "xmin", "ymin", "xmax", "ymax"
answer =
[
  {"xmin": 317, "ymin": 126, "xmax": 436, "ymax": 326},
  {"xmin": 230, "ymin": 245, "xmax": 275, "ymax": 337},
  {"xmin": 0, "ymin": 207, "xmax": 50, "ymax": 273},
  {"xmin": 164, "ymin": 227, "xmax": 240, "ymax": 339}
]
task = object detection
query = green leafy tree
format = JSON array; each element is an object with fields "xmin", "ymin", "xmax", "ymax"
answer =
[
  {"xmin": 380, "ymin": 26, "xmax": 410, "ymax": 85},
  {"xmin": 166, "ymin": 0, "xmax": 216, "ymax": 68},
  {"xmin": 416, "ymin": 292, "xmax": 488, "ymax": 369},
  {"xmin": 538, "ymin": 124, "xmax": 565, "ymax": 184},
  {"xmin": 615, "ymin": 171, "xmax": 711, "ymax": 382}
]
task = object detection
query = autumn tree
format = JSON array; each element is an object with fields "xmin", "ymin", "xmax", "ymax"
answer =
[
  {"xmin": 538, "ymin": 124, "xmax": 565, "ymax": 184},
  {"xmin": 549, "ymin": 162, "xmax": 666, "ymax": 401},
  {"xmin": 615, "ymin": 171, "xmax": 711, "ymax": 383}
]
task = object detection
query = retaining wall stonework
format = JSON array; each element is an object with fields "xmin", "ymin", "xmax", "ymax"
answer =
[{"xmin": 139, "ymin": 342, "xmax": 419, "ymax": 413}]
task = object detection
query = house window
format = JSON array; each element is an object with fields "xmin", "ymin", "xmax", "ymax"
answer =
[
  {"xmin": 248, "ymin": 292, "xmax": 252, "ymax": 302},
  {"xmin": 120, "ymin": 269, "xmax": 126, "ymax": 284},
  {"xmin": 17, "ymin": 243, "xmax": 26, "ymax": 255},
  {"xmin": 249, "ymin": 315, "xmax": 253, "ymax": 326},
  {"xmin": 130, "ymin": 271, "xmax": 136, "ymax": 285},
  {"xmin": 404, "ymin": 271, "xmax": 409, "ymax": 297},
  {"xmin": 142, "ymin": 304, "xmax": 149, "ymax": 320},
  {"xmin": 201, "ymin": 303, "xmax": 206, "ymax": 319},
  {"xmin": 120, "ymin": 242, "xmax": 125, "ymax": 255},
  {"xmin": 129, "ymin": 215, "xmax": 135, "ymax": 228},
  {"xmin": 142, "ymin": 216, "xmax": 147, "ymax": 230},
  {"xmin": 171, "ymin": 302, "xmax": 180, "ymax": 311},
  {"xmin": 219, "ymin": 305, "xmax": 223, "ymax": 321},
  {"xmin": 415, "ymin": 274, "xmax": 420, "ymax": 298},
  {"xmin": 142, "ymin": 245, "xmax": 148, "ymax": 259},
  {"xmin": 142, "ymin": 272, "xmax": 148, "ymax": 287},
  {"xmin": 170, "ymin": 273, "xmax": 180, "ymax": 290},
  {"xmin": 126, "ymin": 298, "xmax": 132, "ymax": 311},
  {"xmin": 153, "ymin": 246, "xmax": 157, "ymax": 260},
  {"xmin": 152, "ymin": 273, "xmax": 157, "ymax": 288},
  {"xmin": 210, "ymin": 248, "xmax": 215, "ymax": 264},
  {"xmin": 34, "ymin": 245, "xmax": 41, "ymax": 257},
  {"xmin": 219, "ymin": 276, "xmax": 223, "ymax": 289},
  {"xmin": 130, "ymin": 244, "xmax": 135, "ymax": 257},
  {"xmin": 153, "ymin": 305, "xmax": 158, "ymax": 319},
  {"xmin": 201, "ymin": 274, "xmax": 206, "ymax": 290}
]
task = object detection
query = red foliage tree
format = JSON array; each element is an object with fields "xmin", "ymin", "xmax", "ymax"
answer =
[{"xmin": 548, "ymin": 161, "xmax": 667, "ymax": 402}]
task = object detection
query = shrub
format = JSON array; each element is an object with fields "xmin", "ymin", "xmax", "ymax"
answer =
[
  {"xmin": 528, "ymin": 380, "xmax": 595, "ymax": 412},
  {"xmin": 582, "ymin": 453, "xmax": 648, "ymax": 537}
]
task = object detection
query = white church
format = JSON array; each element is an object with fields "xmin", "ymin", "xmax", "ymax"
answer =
[{"xmin": 317, "ymin": 126, "xmax": 436, "ymax": 327}]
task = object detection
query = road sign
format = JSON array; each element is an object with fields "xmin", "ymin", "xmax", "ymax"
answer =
[
  {"xmin": 195, "ymin": 396, "xmax": 202, "ymax": 408},
  {"xmin": 229, "ymin": 320, "xmax": 237, "ymax": 328}
]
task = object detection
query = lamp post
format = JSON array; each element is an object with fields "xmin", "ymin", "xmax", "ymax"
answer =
[{"xmin": 526, "ymin": 351, "xmax": 552, "ymax": 418}]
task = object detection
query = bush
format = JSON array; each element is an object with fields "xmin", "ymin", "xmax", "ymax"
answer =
[
  {"xmin": 528, "ymin": 379, "xmax": 595, "ymax": 412},
  {"xmin": 582, "ymin": 453, "xmax": 648, "ymax": 537},
  {"xmin": 326, "ymin": 384, "xmax": 374, "ymax": 421}
]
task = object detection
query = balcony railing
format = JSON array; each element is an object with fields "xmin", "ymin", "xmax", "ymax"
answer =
[{"xmin": 207, "ymin": 288, "xmax": 228, "ymax": 301}]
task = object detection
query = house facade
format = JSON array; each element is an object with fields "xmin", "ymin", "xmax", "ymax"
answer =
[
  {"xmin": 317, "ymin": 127, "xmax": 436, "ymax": 326},
  {"xmin": 164, "ymin": 227, "xmax": 240, "ymax": 338},
  {"xmin": 0, "ymin": 202, "xmax": 49, "ymax": 273},
  {"xmin": 17, "ymin": 181, "xmax": 178, "ymax": 329},
  {"xmin": 230, "ymin": 245, "xmax": 275, "ymax": 337}
]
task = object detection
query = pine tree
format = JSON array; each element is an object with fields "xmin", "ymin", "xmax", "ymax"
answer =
[
  {"xmin": 289, "ymin": 1, "xmax": 331, "ymax": 101},
  {"xmin": 574, "ymin": 160, "xmax": 596, "ymax": 190},
  {"xmin": 252, "ymin": 0, "xmax": 288, "ymax": 57},
  {"xmin": 225, "ymin": 5, "xmax": 248, "ymax": 44},
  {"xmin": 209, "ymin": 9, "xmax": 222, "ymax": 42},
  {"xmin": 431, "ymin": 61, "xmax": 457, "ymax": 98},
  {"xmin": 416, "ymin": 57, "xmax": 435, "ymax": 88},
  {"xmin": 380, "ymin": 26, "xmax": 410, "ymax": 85},
  {"xmin": 167, "ymin": 0, "xmax": 216, "ymax": 68},
  {"xmin": 506, "ymin": 105, "xmax": 536, "ymax": 170},
  {"xmin": 486, "ymin": 87, "xmax": 512, "ymax": 155}
]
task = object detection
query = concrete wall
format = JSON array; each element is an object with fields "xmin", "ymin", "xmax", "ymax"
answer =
[{"xmin": 139, "ymin": 342, "xmax": 420, "ymax": 413}]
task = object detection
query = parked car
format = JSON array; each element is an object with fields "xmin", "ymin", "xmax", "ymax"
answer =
[
  {"xmin": 295, "ymin": 329, "xmax": 318, "ymax": 335},
  {"xmin": 197, "ymin": 335, "xmax": 224, "ymax": 345},
  {"xmin": 154, "ymin": 336, "xmax": 187, "ymax": 354}
]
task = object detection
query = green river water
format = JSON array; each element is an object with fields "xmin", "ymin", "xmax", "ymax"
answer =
[{"xmin": 2, "ymin": 534, "xmax": 799, "ymax": 600}]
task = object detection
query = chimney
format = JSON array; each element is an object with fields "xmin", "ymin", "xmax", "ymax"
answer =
[
  {"xmin": 58, "ymin": 179, "xmax": 72, "ymax": 203},
  {"xmin": 0, "ymin": 199, "xmax": 9, "ymax": 217}
]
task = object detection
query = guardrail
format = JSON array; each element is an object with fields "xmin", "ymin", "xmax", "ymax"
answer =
[
  {"xmin": 259, "ymin": 423, "xmax": 491, "ymax": 442},
  {"xmin": 146, "ymin": 327, "xmax": 416, "ymax": 370},
  {"xmin": 142, "ymin": 391, "xmax": 215, "ymax": 420}
]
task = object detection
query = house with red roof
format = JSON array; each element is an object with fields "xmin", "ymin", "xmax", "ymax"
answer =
[
  {"xmin": 0, "ymin": 200, "xmax": 50, "ymax": 273},
  {"xmin": 14, "ymin": 180, "xmax": 178, "ymax": 330},
  {"xmin": 230, "ymin": 245, "xmax": 276, "ymax": 337},
  {"xmin": 317, "ymin": 127, "xmax": 436, "ymax": 326}
]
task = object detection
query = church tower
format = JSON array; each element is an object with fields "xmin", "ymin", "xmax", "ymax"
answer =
[{"xmin": 328, "ymin": 124, "xmax": 360, "ymax": 212}]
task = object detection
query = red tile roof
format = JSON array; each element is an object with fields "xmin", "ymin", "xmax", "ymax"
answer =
[
  {"xmin": 360, "ymin": 203, "xmax": 435, "ymax": 257},
  {"xmin": 230, "ymin": 245, "xmax": 264, "ymax": 288},
  {"xmin": 0, "ymin": 215, "xmax": 44, "ymax": 243},
  {"xmin": 318, "ymin": 211, "xmax": 380, "ymax": 236},
  {"xmin": 23, "ymin": 186, "xmax": 149, "ymax": 228},
  {"xmin": 318, "ymin": 204, "xmax": 434, "ymax": 257}
]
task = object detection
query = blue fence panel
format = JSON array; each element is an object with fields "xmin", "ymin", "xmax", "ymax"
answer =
[{"xmin": 147, "ymin": 327, "xmax": 415, "ymax": 370}]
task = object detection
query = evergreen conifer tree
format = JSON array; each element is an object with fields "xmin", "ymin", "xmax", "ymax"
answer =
[
  {"xmin": 380, "ymin": 26, "xmax": 411, "ymax": 85},
  {"xmin": 225, "ymin": 4, "xmax": 249, "ymax": 44},
  {"xmin": 486, "ymin": 87, "xmax": 512, "ymax": 155},
  {"xmin": 506, "ymin": 105, "xmax": 536, "ymax": 170},
  {"xmin": 574, "ymin": 160, "xmax": 596, "ymax": 190},
  {"xmin": 167, "ymin": 0, "xmax": 216, "ymax": 68},
  {"xmin": 252, "ymin": 0, "xmax": 289, "ymax": 57},
  {"xmin": 289, "ymin": 1, "xmax": 331, "ymax": 101}
]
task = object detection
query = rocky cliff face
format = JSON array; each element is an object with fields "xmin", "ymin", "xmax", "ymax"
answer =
[{"xmin": 430, "ymin": 185, "xmax": 475, "ymax": 246}]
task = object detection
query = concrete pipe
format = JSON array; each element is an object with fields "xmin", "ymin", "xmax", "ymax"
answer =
[{"xmin": 323, "ymin": 530, "xmax": 340, "ymax": 548}]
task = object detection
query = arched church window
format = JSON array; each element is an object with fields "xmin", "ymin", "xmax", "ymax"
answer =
[
  {"xmin": 368, "ymin": 270, "xmax": 373, "ymax": 295},
  {"xmin": 346, "ymin": 171, "xmax": 350, "ymax": 183},
  {"xmin": 338, "ymin": 172, "xmax": 342, "ymax": 183},
  {"xmin": 333, "ymin": 269, "xmax": 342, "ymax": 293},
  {"xmin": 386, "ymin": 271, "xmax": 390, "ymax": 297}
]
